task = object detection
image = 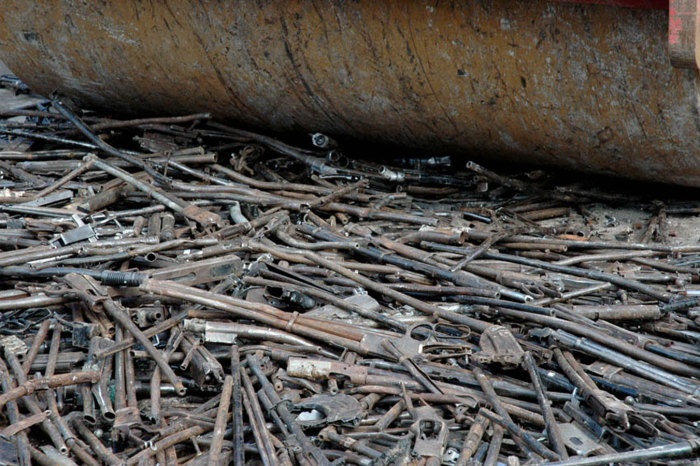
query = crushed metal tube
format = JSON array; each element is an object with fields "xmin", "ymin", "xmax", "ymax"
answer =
[{"xmin": 0, "ymin": 84, "xmax": 698, "ymax": 465}]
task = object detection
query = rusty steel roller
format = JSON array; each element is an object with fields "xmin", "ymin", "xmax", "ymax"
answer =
[{"xmin": 0, "ymin": 0, "xmax": 698, "ymax": 186}]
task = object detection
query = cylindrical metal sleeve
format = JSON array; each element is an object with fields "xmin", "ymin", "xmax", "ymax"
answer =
[{"xmin": 0, "ymin": 1, "xmax": 698, "ymax": 185}]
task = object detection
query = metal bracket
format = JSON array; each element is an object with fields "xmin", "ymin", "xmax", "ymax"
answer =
[
  {"xmin": 473, "ymin": 325, "xmax": 525, "ymax": 368},
  {"xmin": 293, "ymin": 394, "xmax": 364, "ymax": 427},
  {"xmin": 670, "ymin": 0, "xmax": 700, "ymax": 68},
  {"xmin": 559, "ymin": 422, "xmax": 605, "ymax": 457},
  {"xmin": 409, "ymin": 406, "xmax": 448, "ymax": 460}
]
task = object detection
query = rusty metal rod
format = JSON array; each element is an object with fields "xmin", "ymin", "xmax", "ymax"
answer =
[
  {"xmin": 473, "ymin": 367, "xmax": 559, "ymax": 461},
  {"xmin": 455, "ymin": 413, "xmax": 489, "ymax": 466},
  {"xmin": 21, "ymin": 319, "xmax": 51, "ymax": 375},
  {"xmin": 3, "ymin": 349, "xmax": 69, "ymax": 454},
  {"xmin": 0, "ymin": 371, "xmax": 100, "ymax": 411},
  {"xmin": 0, "ymin": 358, "xmax": 32, "ymax": 466},
  {"xmin": 523, "ymin": 352, "xmax": 568, "ymax": 459},
  {"xmin": 209, "ymin": 375, "xmax": 234, "ymax": 464},
  {"xmin": 230, "ymin": 346, "xmax": 245, "ymax": 466},
  {"xmin": 247, "ymin": 353, "xmax": 330, "ymax": 465},
  {"xmin": 99, "ymin": 295, "xmax": 186, "ymax": 396},
  {"xmin": 240, "ymin": 369, "xmax": 276, "ymax": 466}
]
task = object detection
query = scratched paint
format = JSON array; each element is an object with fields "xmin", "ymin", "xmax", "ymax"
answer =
[{"xmin": 0, "ymin": 0, "xmax": 697, "ymax": 186}]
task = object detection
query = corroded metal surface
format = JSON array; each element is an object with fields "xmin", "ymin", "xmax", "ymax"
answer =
[
  {"xmin": 557, "ymin": 0, "xmax": 667, "ymax": 7},
  {"xmin": 669, "ymin": 0, "xmax": 700, "ymax": 68},
  {"xmin": 0, "ymin": 0, "xmax": 698, "ymax": 186}
]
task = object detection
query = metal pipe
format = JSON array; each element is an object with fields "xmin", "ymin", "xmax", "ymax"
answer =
[{"xmin": 543, "ymin": 439, "xmax": 700, "ymax": 466}]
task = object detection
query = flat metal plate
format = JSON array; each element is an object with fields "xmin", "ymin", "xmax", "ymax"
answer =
[{"xmin": 559, "ymin": 422, "xmax": 604, "ymax": 457}]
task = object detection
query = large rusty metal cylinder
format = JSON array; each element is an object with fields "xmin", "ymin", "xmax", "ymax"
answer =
[{"xmin": 0, "ymin": 1, "xmax": 698, "ymax": 185}]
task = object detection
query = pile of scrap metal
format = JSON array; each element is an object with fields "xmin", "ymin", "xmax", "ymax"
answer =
[
  {"xmin": 1, "ymin": 0, "xmax": 700, "ymax": 187},
  {"xmin": 0, "ymin": 93, "xmax": 698, "ymax": 465}
]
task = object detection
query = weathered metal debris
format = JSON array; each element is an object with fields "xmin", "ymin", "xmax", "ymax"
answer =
[{"xmin": 0, "ymin": 89, "xmax": 698, "ymax": 465}]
